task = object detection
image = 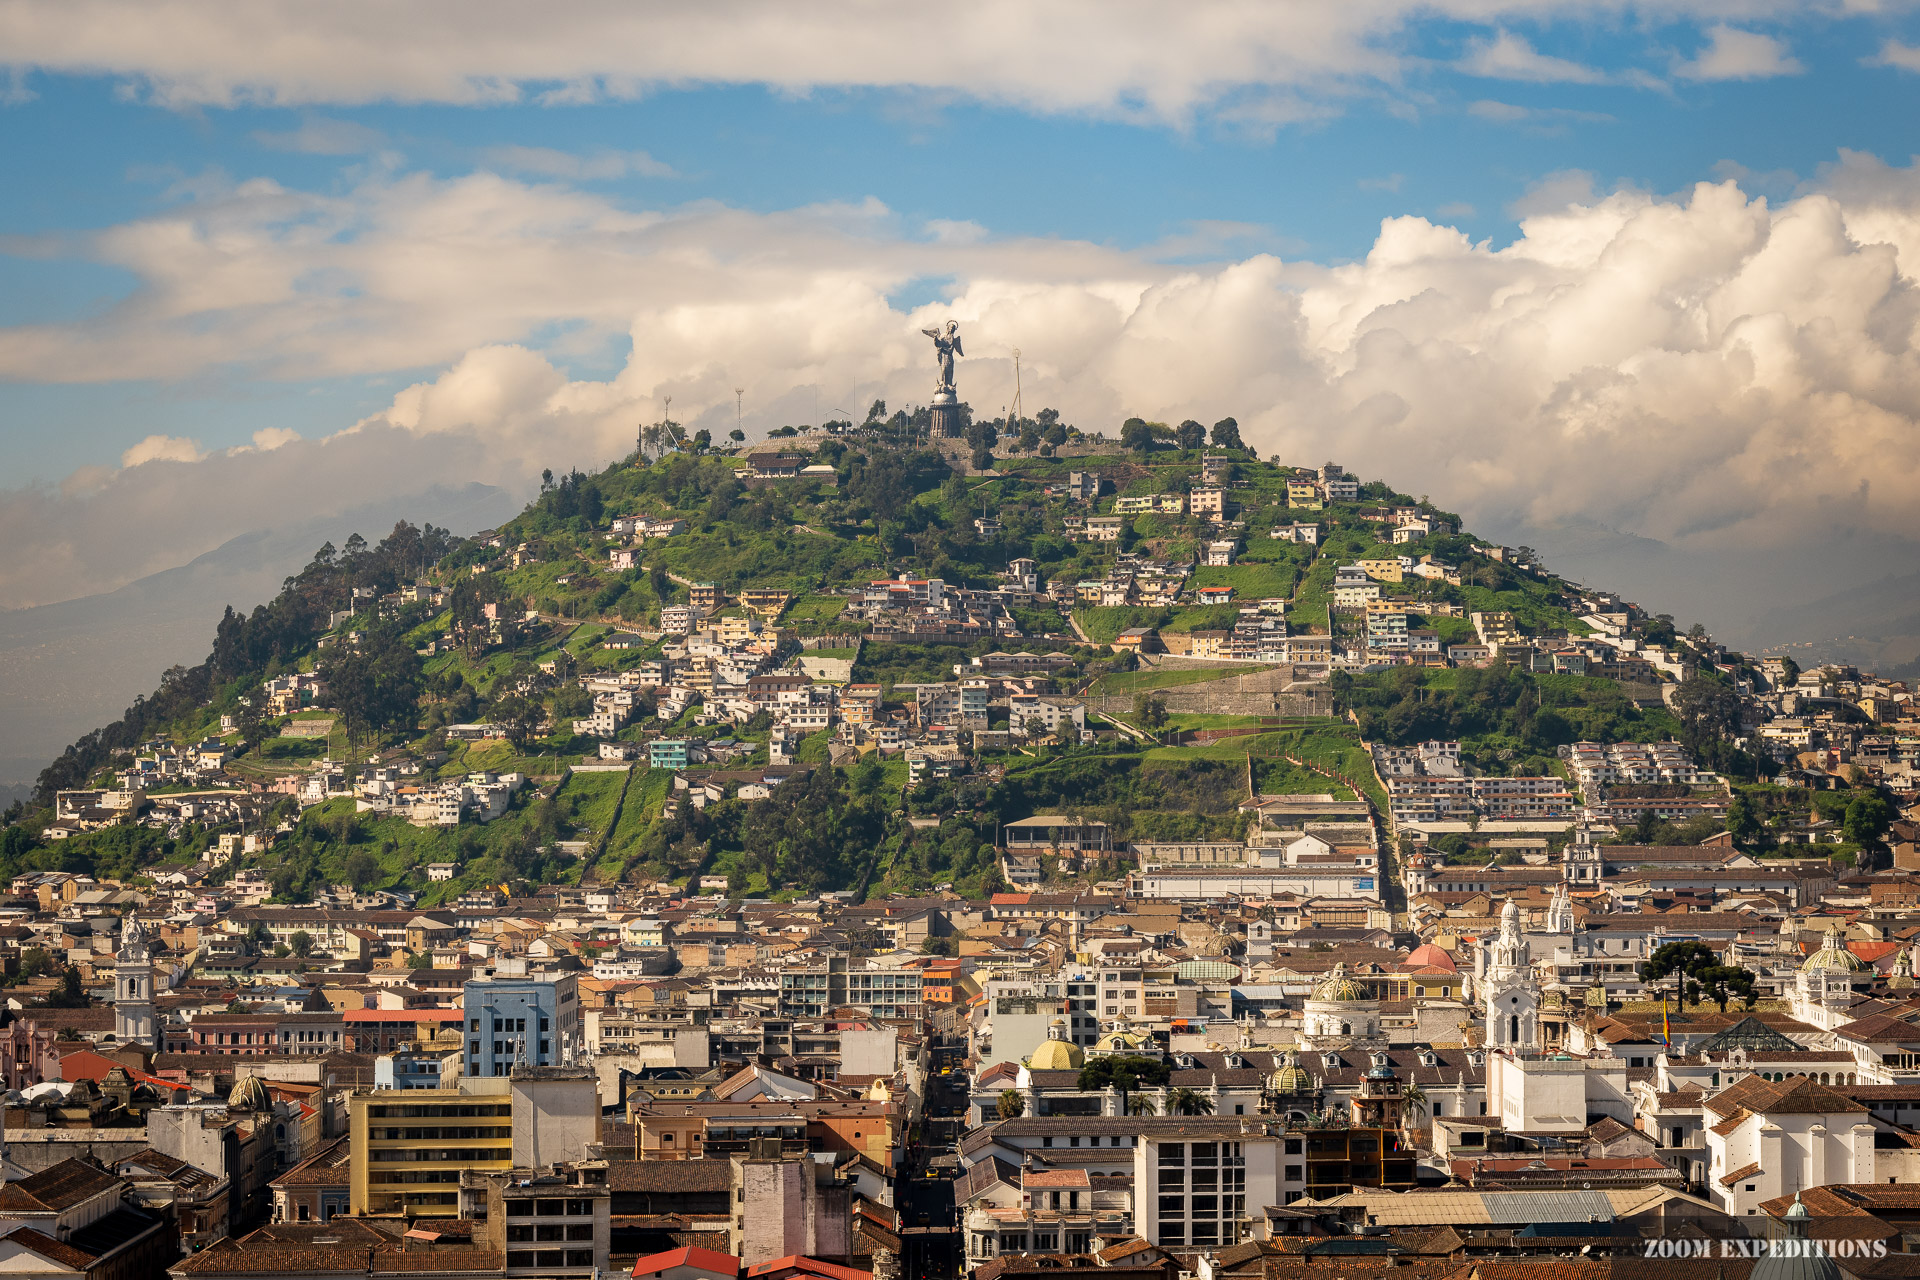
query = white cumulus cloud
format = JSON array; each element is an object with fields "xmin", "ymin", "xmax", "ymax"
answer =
[
  {"xmin": 119, "ymin": 433, "xmax": 204, "ymax": 467},
  {"xmin": 5, "ymin": 152, "xmax": 1920, "ymax": 645},
  {"xmin": 1675, "ymin": 25, "xmax": 1803, "ymax": 81}
]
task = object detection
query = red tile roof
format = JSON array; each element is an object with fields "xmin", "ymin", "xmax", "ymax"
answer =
[{"xmin": 632, "ymin": 1245, "xmax": 742, "ymax": 1279}]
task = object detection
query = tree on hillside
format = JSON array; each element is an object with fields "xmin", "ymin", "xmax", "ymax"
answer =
[
  {"xmin": 317, "ymin": 625, "xmax": 424, "ymax": 753},
  {"xmin": 1211, "ymin": 417, "xmax": 1244, "ymax": 450},
  {"xmin": 1845, "ymin": 792, "xmax": 1895, "ymax": 850},
  {"xmin": 344, "ymin": 849, "xmax": 381, "ymax": 890},
  {"xmin": 1135, "ymin": 693, "xmax": 1168, "ymax": 734},
  {"xmin": 1120, "ymin": 418, "xmax": 1154, "ymax": 453},
  {"xmin": 1671, "ymin": 673, "xmax": 1741, "ymax": 757},
  {"xmin": 1725, "ymin": 792, "xmax": 1765, "ymax": 850},
  {"xmin": 1176, "ymin": 420, "xmax": 1205, "ymax": 451}
]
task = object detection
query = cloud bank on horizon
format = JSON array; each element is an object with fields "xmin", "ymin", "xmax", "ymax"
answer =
[{"xmin": 5, "ymin": 0, "xmax": 1920, "ymax": 648}]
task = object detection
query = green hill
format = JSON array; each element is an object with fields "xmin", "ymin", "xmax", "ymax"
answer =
[{"xmin": 1, "ymin": 431, "xmax": 1754, "ymax": 902}]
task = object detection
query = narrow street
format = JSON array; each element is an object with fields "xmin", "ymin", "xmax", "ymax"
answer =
[{"xmin": 896, "ymin": 1054, "xmax": 966, "ymax": 1280}]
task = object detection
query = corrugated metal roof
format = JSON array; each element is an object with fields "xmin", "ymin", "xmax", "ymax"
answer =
[
  {"xmin": 1296, "ymin": 1185, "xmax": 1682, "ymax": 1227},
  {"xmin": 1481, "ymin": 1190, "xmax": 1617, "ymax": 1223}
]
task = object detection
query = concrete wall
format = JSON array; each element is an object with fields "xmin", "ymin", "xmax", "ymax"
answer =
[
  {"xmin": 1, "ymin": 1126, "xmax": 150, "ymax": 1172},
  {"xmin": 839, "ymin": 1026, "xmax": 897, "ymax": 1077},
  {"xmin": 731, "ymin": 1157, "xmax": 852, "ymax": 1266},
  {"xmin": 510, "ymin": 1073, "xmax": 600, "ymax": 1169}
]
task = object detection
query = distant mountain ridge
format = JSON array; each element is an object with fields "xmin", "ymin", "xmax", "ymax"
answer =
[{"xmin": 0, "ymin": 482, "xmax": 521, "ymax": 787}]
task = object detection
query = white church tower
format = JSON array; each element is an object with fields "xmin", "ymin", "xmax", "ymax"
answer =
[
  {"xmin": 1546, "ymin": 882, "xmax": 1575, "ymax": 935},
  {"xmin": 1482, "ymin": 900, "xmax": 1540, "ymax": 1053},
  {"xmin": 1562, "ymin": 825, "xmax": 1602, "ymax": 887},
  {"xmin": 113, "ymin": 913, "xmax": 155, "ymax": 1054}
]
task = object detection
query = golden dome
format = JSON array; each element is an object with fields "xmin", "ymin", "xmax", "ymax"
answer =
[
  {"xmin": 1028, "ymin": 1018, "xmax": 1085, "ymax": 1071},
  {"xmin": 1803, "ymin": 925, "xmax": 1867, "ymax": 974},
  {"xmin": 1311, "ymin": 962, "xmax": 1371, "ymax": 1003},
  {"xmin": 228, "ymin": 1074, "xmax": 271, "ymax": 1110},
  {"xmin": 1272, "ymin": 1051, "xmax": 1312, "ymax": 1093},
  {"xmin": 1094, "ymin": 1014, "xmax": 1153, "ymax": 1054}
]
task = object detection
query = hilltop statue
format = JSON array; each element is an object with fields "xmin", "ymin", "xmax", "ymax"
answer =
[{"xmin": 921, "ymin": 319, "xmax": 963, "ymax": 395}]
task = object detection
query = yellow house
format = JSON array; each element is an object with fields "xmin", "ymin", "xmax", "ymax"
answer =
[
  {"xmin": 1358, "ymin": 558, "xmax": 1404, "ymax": 583},
  {"xmin": 1286, "ymin": 480, "xmax": 1322, "ymax": 509},
  {"xmin": 1187, "ymin": 630, "xmax": 1232, "ymax": 659},
  {"xmin": 738, "ymin": 588, "xmax": 792, "ymax": 616},
  {"xmin": 717, "ymin": 613, "xmax": 762, "ymax": 646}
]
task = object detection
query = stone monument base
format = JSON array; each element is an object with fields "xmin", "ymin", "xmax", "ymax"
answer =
[{"xmin": 929, "ymin": 391, "xmax": 963, "ymax": 440}]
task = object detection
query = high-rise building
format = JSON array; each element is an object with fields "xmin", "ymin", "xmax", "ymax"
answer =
[{"xmin": 348, "ymin": 1067, "xmax": 599, "ymax": 1218}]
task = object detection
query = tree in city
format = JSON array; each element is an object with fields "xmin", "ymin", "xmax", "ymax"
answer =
[
  {"xmin": 1077, "ymin": 1055, "xmax": 1171, "ymax": 1092},
  {"xmin": 1166, "ymin": 1088, "xmax": 1215, "ymax": 1117},
  {"xmin": 44, "ymin": 967, "xmax": 89, "ymax": 1008},
  {"xmin": 1697, "ymin": 964, "xmax": 1758, "ymax": 1012},
  {"xmin": 1127, "ymin": 1094, "xmax": 1159, "ymax": 1116},
  {"xmin": 1641, "ymin": 940, "xmax": 1719, "ymax": 1008},
  {"xmin": 997, "ymin": 1090, "xmax": 1026, "ymax": 1120},
  {"xmin": 290, "ymin": 930, "xmax": 315, "ymax": 957}
]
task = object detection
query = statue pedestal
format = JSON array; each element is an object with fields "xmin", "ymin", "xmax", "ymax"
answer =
[{"xmin": 929, "ymin": 391, "xmax": 963, "ymax": 440}]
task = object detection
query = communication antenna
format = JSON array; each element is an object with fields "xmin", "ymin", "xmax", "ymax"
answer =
[
  {"xmin": 1010, "ymin": 348, "xmax": 1025, "ymax": 438},
  {"xmin": 660, "ymin": 396, "xmax": 687, "ymax": 451},
  {"xmin": 735, "ymin": 387, "xmax": 745, "ymax": 441}
]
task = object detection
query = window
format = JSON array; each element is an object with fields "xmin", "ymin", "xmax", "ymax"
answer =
[{"xmin": 1159, "ymin": 1143, "xmax": 1184, "ymax": 1165}]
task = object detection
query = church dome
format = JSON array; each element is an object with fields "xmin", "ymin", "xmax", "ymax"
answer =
[
  {"xmin": 228, "ymin": 1074, "xmax": 271, "ymax": 1111},
  {"xmin": 1027, "ymin": 1018, "xmax": 1085, "ymax": 1071},
  {"xmin": 1312, "ymin": 962, "xmax": 1371, "ymax": 1003},
  {"xmin": 1406, "ymin": 943, "xmax": 1457, "ymax": 973},
  {"xmin": 1271, "ymin": 1051, "xmax": 1312, "ymax": 1094},
  {"xmin": 1802, "ymin": 925, "xmax": 1867, "ymax": 974},
  {"xmin": 1093, "ymin": 1014, "xmax": 1153, "ymax": 1055}
]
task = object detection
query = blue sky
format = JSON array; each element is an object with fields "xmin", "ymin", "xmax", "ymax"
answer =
[
  {"xmin": 4, "ymin": 2, "xmax": 1920, "ymax": 651},
  {"xmin": 3, "ymin": 6, "xmax": 1917, "ymax": 482}
]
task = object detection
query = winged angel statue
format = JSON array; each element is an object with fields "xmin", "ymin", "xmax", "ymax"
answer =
[{"xmin": 921, "ymin": 319, "xmax": 963, "ymax": 394}]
